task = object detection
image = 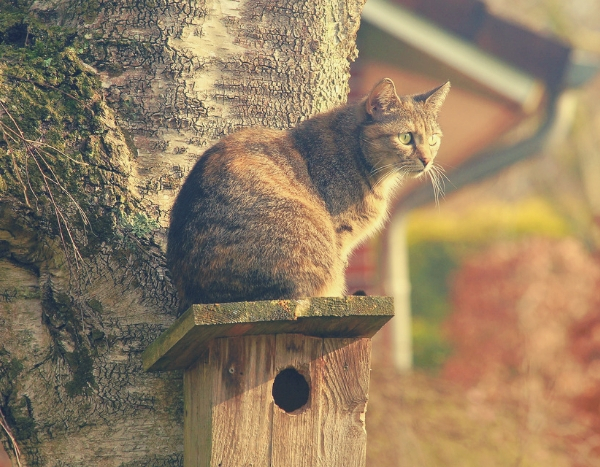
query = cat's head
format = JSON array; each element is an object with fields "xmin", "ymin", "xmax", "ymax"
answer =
[{"xmin": 360, "ymin": 78, "xmax": 450, "ymax": 190}]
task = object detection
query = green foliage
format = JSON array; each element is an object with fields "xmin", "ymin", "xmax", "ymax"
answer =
[
  {"xmin": 407, "ymin": 197, "xmax": 571, "ymax": 245},
  {"xmin": 409, "ymin": 241, "xmax": 457, "ymax": 322},
  {"xmin": 409, "ymin": 241, "xmax": 456, "ymax": 370},
  {"xmin": 407, "ymin": 197, "xmax": 572, "ymax": 370},
  {"xmin": 412, "ymin": 317, "xmax": 452, "ymax": 369}
]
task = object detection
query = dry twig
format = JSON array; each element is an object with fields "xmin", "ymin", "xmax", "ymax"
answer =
[{"xmin": 0, "ymin": 98, "xmax": 91, "ymax": 269}]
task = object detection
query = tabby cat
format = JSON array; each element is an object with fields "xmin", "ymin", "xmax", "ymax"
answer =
[{"xmin": 167, "ymin": 78, "xmax": 450, "ymax": 312}]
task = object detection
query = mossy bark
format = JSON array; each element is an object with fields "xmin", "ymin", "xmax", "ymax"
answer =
[{"xmin": 0, "ymin": 0, "xmax": 365, "ymax": 465}]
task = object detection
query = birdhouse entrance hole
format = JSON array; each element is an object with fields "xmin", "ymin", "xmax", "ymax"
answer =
[{"xmin": 272, "ymin": 367, "xmax": 310, "ymax": 413}]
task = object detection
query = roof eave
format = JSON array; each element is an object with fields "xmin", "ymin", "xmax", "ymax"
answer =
[{"xmin": 361, "ymin": 0, "xmax": 545, "ymax": 111}]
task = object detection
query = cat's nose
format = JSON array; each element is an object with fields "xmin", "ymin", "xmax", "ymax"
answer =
[
  {"xmin": 417, "ymin": 145, "xmax": 434, "ymax": 168},
  {"xmin": 418, "ymin": 154, "xmax": 431, "ymax": 168}
]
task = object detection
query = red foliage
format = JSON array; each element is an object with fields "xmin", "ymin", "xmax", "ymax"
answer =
[
  {"xmin": 569, "ymin": 299, "xmax": 600, "ymax": 439},
  {"xmin": 443, "ymin": 248, "xmax": 524, "ymax": 387},
  {"xmin": 443, "ymin": 238, "xmax": 600, "ymax": 462}
]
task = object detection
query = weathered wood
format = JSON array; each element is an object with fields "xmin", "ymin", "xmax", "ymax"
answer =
[
  {"xmin": 184, "ymin": 355, "xmax": 211, "ymax": 467},
  {"xmin": 271, "ymin": 334, "xmax": 323, "ymax": 466},
  {"xmin": 143, "ymin": 296, "xmax": 393, "ymax": 371},
  {"xmin": 183, "ymin": 334, "xmax": 373, "ymax": 467},
  {"xmin": 185, "ymin": 335, "xmax": 277, "ymax": 467},
  {"xmin": 209, "ymin": 336, "xmax": 275, "ymax": 467},
  {"xmin": 148, "ymin": 297, "xmax": 392, "ymax": 467},
  {"xmin": 319, "ymin": 338, "xmax": 371, "ymax": 467}
]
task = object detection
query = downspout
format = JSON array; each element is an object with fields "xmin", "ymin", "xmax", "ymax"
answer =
[{"xmin": 361, "ymin": 0, "xmax": 564, "ymax": 371}]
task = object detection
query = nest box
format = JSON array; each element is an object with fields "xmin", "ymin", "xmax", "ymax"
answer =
[{"xmin": 142, "ymin": 296, "xmax": 393, "ymax": 467}]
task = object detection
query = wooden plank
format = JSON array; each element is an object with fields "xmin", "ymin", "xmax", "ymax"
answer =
[
  {"xmin": 271, "ymin": 334, "xmax": 323, "ymax": 466},
  {"xmin": 184, "ymin": 353, "xmax": 212, "ymax": 467},
  {"xmin": 318, "ymin": 338, "xmax": 372, "ymax": 467},
  {"xmin": 209, "ymin": 335, "xmax": 275, "ymax": 467},
  {"xmin": 143, "ymin": 296, "xmax": 393, "ymax": 371},
  {"xmin": 191, "ymin": 296, "xmax": 392, "ymax": 324}
]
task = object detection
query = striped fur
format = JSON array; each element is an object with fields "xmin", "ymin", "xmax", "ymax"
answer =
[{"xmin": 167, "ymin": 78, "xmax": 450, "ymax": 312}]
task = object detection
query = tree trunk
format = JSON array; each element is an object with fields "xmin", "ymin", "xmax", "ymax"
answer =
[{"xmin": 0, "ymin": 0, "xmax": 365, "ymax": 465}]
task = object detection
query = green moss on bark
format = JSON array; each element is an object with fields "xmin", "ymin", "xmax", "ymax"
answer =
[
  {"xmin": 63, "ymin": 346, "xmax": 95, "ymax": 397},
  {"xmin": 41, "ymin": 286, "xmax": 98, "ymax": 397},
  {"xmin": 0, "ymin": 349, "xmax": 37, "ymax": 442},
  {"xmin": 0, "ymin": 2, "xmax": 139, "ymax": 262}
]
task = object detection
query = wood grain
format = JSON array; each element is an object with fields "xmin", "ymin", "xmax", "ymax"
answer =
[
  {"xmin": 182, "ymin": 334, "xmax": 374, "ymax": 466},
  {"xmin": 319, "ymin": 338, "xmax": 372, "ymax": 467},
  {"xmin": 184, "ymin": 354, "xmax": 212, "ymax": 467},
  {"xmin": 143, "ymin": 296, "xmax": 393, "ymax": 371},
  {"xmin": 271, "ymin": 334, "xmax": 323, "ymax": 466},
  {"xmin": 185, "ymin": 335, "xmax": 276, "ymax": 467},
  {"xmin": 170, "ymin": 300, "xmax": 383, "ymax": 466}
]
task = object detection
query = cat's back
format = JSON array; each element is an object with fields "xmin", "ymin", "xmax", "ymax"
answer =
[
  {"xmin": 170, "ymin": 128, "xmax": 326, "ymax": 237},
  {"xmin": 176, "ymin": 127, "xmax": 313, "ymax": 201},
  {"xmin": 167, "ymin": 125, "xmax": 338, "ymax": 308}
]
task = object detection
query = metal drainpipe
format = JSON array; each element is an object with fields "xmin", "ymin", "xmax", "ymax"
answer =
[{"xmin": 387, "ymin": 214, "xmax": 412, "ymax": 371}]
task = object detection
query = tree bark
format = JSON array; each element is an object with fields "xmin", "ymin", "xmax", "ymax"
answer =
[{"xmin": 0, "ymin": 0, "xmax": 365, "ymax": 465}]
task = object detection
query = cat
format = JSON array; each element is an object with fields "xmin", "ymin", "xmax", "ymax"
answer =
[{"xmin": 167, "ymin": 78, "xmax": 450, "ymax": 312}]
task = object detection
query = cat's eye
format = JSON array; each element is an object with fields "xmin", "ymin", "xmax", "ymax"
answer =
[
  {"xmin": 398, "ymin": 132, "xmax": 412, "ymax": 145},
  {"xmin": 429, "ymin": 135, "xmax": 440, "ymax": 146}
]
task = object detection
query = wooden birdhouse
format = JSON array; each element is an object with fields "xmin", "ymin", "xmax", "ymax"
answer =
[{"xmin": 142, "ymin": 296, "xmax": 393, "ymax": 467}]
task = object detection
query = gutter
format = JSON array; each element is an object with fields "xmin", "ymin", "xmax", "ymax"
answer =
[
  {"xmin": 392, "ymin": 50, "xmax": 600, "ymax": 210},
  {"xmin": 362, "ymin": 1, "xmax": 600, "ymax": 210},
  {"xmin": 361, "ymin": 0, "xmax": 544, "ymax": 110}
]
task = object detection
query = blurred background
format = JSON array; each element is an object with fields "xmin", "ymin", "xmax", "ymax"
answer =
[{"xmin": 345, "ymin": 0, "xmax": 600, "ymax": 465}]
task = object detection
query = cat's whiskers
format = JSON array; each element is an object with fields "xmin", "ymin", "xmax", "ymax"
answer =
[
  {"xmin": 371, "ymin": 169, "xmax": 396, "ymax": 190},
  {"xmin": 369, "ymin": 154, "xmax": 403, "ymax": 178},
  {"xmin": 373, "ymin": 170, "xmax": 401, "ymax": 191},
  {"xmin": 434, "ymin": 164, "xmax": 453, "ymax": 187},
  {"xmin": 427, "ymin": 164, "xmax": 446, "ymax": 206},
  {"xmin": 168, "ymin": 77, "xmax": 450, "ymax": 310},
  {"xmin": 370, "ymin": 162, "xmax": 396, "ymax": 177},
  {"xmin": 371, "ymin": 162, "xmax": 415, "ymax": 190},
  {"xmin": 372, "ymin": 162, "xmax": 446, "ymax": 205},
  {"xmin": 427, "ymin": 166, "xmax": 440, "ymax": 206}
]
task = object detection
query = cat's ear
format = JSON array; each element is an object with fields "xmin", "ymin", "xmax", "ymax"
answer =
[
  {"xmin": 366, "ymin": 78, "xmax": 400, "ymax": 118},
  {"xmin": 415, "ymin": 81, "xmax": 450, "ymax": 114}
]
